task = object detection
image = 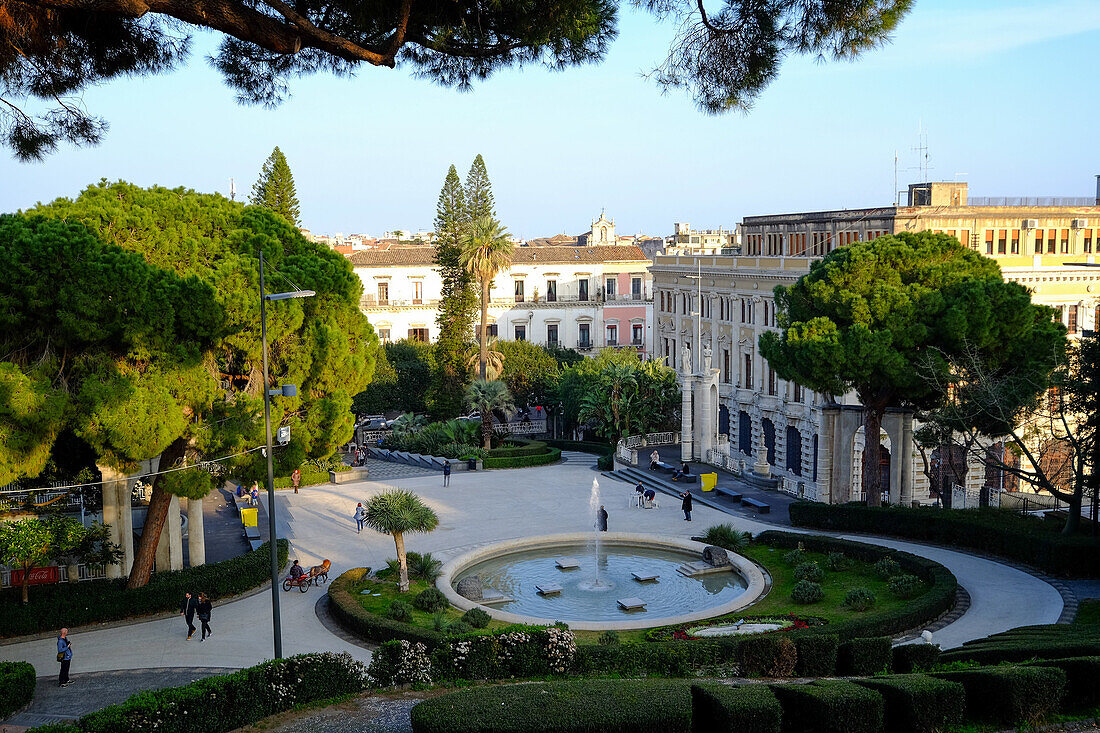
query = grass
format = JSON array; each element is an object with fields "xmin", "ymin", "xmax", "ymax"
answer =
[
  {"xmin": 1074, "ymin": 599, "xmax": 1100, "ymax": 627},
  {"xmin": 353, "ymin": 577, "xmax": 511, "ymax": 633}
]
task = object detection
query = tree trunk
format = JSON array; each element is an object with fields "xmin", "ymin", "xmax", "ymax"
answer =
[
  {"xmin": 863, "ymin": 407, "xmax": 885, "ymax": 507},
  {"xmin": 1062, "ymin": 492, "xmax": 1082, "ymax": 536},
  {"xmin": 482, "ymin": 410, "xmax": 493, "ymax": 450},
  {"xmin": 479, "ymin": 282, "xmax": 489, "ymax": 380},
  {"xmin": 21, "ymin": 563, "xmax": 30, "ymax": 605},
  {"xmin": 126, "ymin": 436, "xmax": 189, "ymax": 589},
  {"xmin": 393, "ymin": 531, "xmax": 409, "ymax": 592}
]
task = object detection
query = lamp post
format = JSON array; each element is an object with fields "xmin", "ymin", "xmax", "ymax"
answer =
[{"xmin": 259, "ymin": 250, "xmax": 315, "ymax": 659}]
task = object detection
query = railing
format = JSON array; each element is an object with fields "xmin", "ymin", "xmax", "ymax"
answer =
[
  {"xmin": 606, "ymin": 339, "xmax": 618, "ymax": 347},
  {"xmin": 998, "ymin": 490, "xmax": 1062, "ymax": 513},
  {"xmin": 624, "ymin": 432, "xmax": 677, "ymax": 449},
  {"xmin": 1, "ymin": 562, "xmax": 109, "ymax": 588},
  {"xmin": 965, "ymin": 197, "xmax": 1097, "ymax": 207},
  {"xmin": 506, "ymin": 420, "xmax": 548, "ymax": 435}
]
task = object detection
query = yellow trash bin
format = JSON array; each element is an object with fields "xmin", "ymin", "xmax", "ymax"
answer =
[
  {"xmin": 701, "ymin": 473, "xmax": 718, "ymax": 492},
  {"xmin": 241, "ymin": 507, "xmax": 258, "ymax": 528}
]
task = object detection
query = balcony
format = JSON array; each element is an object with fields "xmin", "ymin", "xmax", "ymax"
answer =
[
  {"xmin": 631, "ymin": 338, "xmax": 643, "ymax": 346},
  {"xmin": 606, "ymin": 339, "xmax": 618, "ymax": 347},
  {"xmin": 578, "ymin": 342, "xmax": 592, "ymax": 351}
]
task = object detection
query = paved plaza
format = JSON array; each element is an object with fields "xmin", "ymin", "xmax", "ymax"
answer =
[{"xmin": 0, "ymin": 458, "xmax": 1066, "ymax": 727}]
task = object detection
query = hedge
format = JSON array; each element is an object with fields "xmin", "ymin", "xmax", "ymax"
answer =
[
  {"xmin": 931, "ymin": 665, "xmax": 1066, "ymax": 726},
  {"xmin": 939, "ymin": 623, "xmax": 1100, "ymax": 665},
  {"xmin": 691, "ymin": 683, "xmax": 781, "ymax": 733},
  {"xmin": 851, "ymin": 674, "xmax": 965, "ymax": 733},
  {"xmin": 837, "ymin": 637, "xmax": 892, "ymax": 676},
  {"xmin": 482, "ymin": 447, "xmax": 561, "ymax": 469},
  {"xmin": 788, "ymin": 502, "xmax": 1100, "ymax": 578},
  {"xmin": 0, "ymin": 539, "xmax": 288, "ymax": 638},
  {"xmin": 770, "ymin": 680, "xmax": 884, "ymax": 733},
  {"xmin": 739, "ymin": 635, "xmax": 797, "ymax": 677},
  {"xmin": 410, "ymin": 680, "xmax": 693, "ymax": 733},
  {"xmin": 1026, "ymin": 656, "xmax": 1100, "ymax": 709},
  {"xmin": 793, "ymin": 635, "xmax": 839, "ymax": 677},
  {"xmin": 487, "ymin": 439, "xmax": 550, "ymax": 458},
  {"xmin": 26, "ymin": 652, "xmax": 368, "ymax": 733},
  {"xmin": 327, "ymin": 568, "xmax": 444, "ymax": 647},
  {"xmin": 542, "ymin": 439, "xmax": 612, "ymax": 455},
  {"xmin": 890, "ymin": 643, "xmax": 940, "ymax": 673},
  {"xmin": 273, "ymin": 466, "xmax": 349, "ymax": 489},
  {"xmin": 0, "ymin": 661, "xmax": 35, "ymax": 720}
]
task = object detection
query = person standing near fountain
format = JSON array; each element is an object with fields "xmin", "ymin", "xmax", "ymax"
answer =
[
  {"xmin": 596, "ymin": 505, "xmax": 608, "ymax": 532},
  {"xmin": 680, "ymin": 491, "xmax": 693, "ymax": 521}
]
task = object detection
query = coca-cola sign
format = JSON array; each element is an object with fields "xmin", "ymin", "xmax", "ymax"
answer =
[{"xmin": 10, "ymin": 566, "xmax": 60, "ymax": 586}]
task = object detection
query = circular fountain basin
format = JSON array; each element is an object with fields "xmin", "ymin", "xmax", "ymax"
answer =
[{"xmin": 438, "ymin": 533, "xmax": 768, "ymax": 631}]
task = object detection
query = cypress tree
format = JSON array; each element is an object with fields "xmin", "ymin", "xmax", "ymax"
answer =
[
  {"xmin": 465, "ymin": 154, "xmax": 495, "ymax": 222},
  {"xmin": 250, "ymin": 146, "xmax": 302, "ymax": 226}
]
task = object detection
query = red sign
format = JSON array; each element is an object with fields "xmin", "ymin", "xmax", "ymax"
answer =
[{"xmin": 10, "ymin": 566, "xmax": 60, "ymax": 586}]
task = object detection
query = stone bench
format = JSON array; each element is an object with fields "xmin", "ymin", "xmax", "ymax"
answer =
[
  {"xmin": 672, "ymin": 473, "xmax": 698, "ymax": 484},
  {"xmin": 244, "ymin": 525, "xmax": 261, "ymax": 540},
  {"xmin": 741, "ymin": 497, "xmax": 771, "ymax": 513},
  {"xmin": 536, "ymin": 583, "xmax": 563, "ymax": 595},
  {"xmin": 714, "ymin": 487, "xmax": 743, "ymax": 502},
  {"xmin": 653, "ymin": 461, "xmax": 676, "ymax": 472},
  {"xmin": 248, "ymin": 538, "xmax": 264, "ymax": 551},
  {"xmin": 617, "ymin": 597, "xmax": 647, "ymax": 611},
  {"xmin": 330, "ymin": 468, "xmax": 369, "ymax": 484}
]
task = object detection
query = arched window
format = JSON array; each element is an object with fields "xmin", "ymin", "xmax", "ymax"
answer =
[
  {"xmin": 738, "ymin": 411, "xmax": 752, "ymax": 456},
  {"xmin": 762, "ymin": 418, "xmax": 776, "ymax": 465},
  {"xmin": 785, "ymin": 426, "xmax": 802, "ymax": 476}
]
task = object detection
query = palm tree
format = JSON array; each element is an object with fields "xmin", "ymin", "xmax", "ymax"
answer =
[
  {"xmin": 464, "ymin": 337, "xmax": 504, "ymax": 380},
  {"xmin": 459, "ymin": 216, "xmax": 513, "ymax": 380},
  {"xmin": 362, "ymin": 490, "xmax": 440, "ymax": 592},
  {"xmin": 466, "ymin": 379, "xmax": 515, "ymax": 449}
]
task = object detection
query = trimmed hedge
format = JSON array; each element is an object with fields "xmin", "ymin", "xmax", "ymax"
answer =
[
  {"xmin": 837, "ymin": 637, "xmax": 892, "ymax": 676},
  {"xmin": 770, "ymin": 680, "xmax": 884, "ymax": 733},
  {"xmin": 0, "ymin": 661, "xmax": 35, "ymax": 720},
  {"xmin": 327, "ymin": 568, "xmax": 444, "ymax": 647},
  {"xmin": 1026, "ymin": 656, "xmax": 1100, "ymax": 709},
  {"xmin": 0, "ymin": 539, "xmax": 288, "ymax": 638},
  {"xmin": 27, "ymin": 652, "xmax": 367, "ymax": 733},
  {"xmin": 739, "ymin": 635, "xmax": 797, "ymax": 678},
  {"xmin": 691, "ymin": 683, "xmax": 781, "ymax": 733},
  {"xmin": 788, "ymin": 502, "xmax": 1100, "ymax": 578},
  {"xmin": 939, "ymin": 623, "xmax": 1100, "ymax": 665},
  {"xmin": 851, "ymin": 674, "xmax": 965, "ymax": 733},
  {"xmin": 794, "ymin": 635, "xmax": 839, "ymax": 677},
  {"xmin": 273, "ymin": 466, "xmax": 350, "ymax": 489},
  {"xmin": 890, "ymin": 644, "xmax": 940, "ymax": 673},
  {"xmin": 487, "ymin": 439, "xmax": 549, "ymax": 458},
  {"xmin": 410, "ymin": 680, "xmax": 692, "ymax": 733},
  {"xmin": 482, "ymin": 447, "xmax": 561, "ymax": 469},
  {"xmin": 543, "ymin": 439, "xmax": 612, "ymax": 455},
  {"xmin": 931, "ymin": 665, "xmax": 1066, "ymax": 726}
]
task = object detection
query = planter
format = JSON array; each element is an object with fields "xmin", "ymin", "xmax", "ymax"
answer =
[{"xmin": 330, "ymin": 468, "xmax": 369, "ymax": 484}]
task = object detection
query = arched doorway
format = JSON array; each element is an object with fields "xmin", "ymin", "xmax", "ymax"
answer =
[
  {"xmin": 762, "ymin": 418, "xmax": 776, "ymax": 465},
  {"xmin": 738, "ymin": 411, "xmax": 752, "ymax": 456},
  {"xmin": 862, "ymin": 444, "xmax": 891, "ymax": 503},
  {"xmin": 718, "ymin": 404, "xmax": 730, "ymax": 437},
  {"xmin": 930, "ymin": 445, "xmax": 967, "ymax": 505},
  {"xmin": 785, "ymin": 426, "xmax": 802, "ymax": 476},
  {"xmin": 811, "ymin": 434, "xmax": 818, "ymax": 482}
]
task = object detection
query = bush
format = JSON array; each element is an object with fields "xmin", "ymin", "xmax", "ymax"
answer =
[
  {"xmin": 487, "ymin": 439, "xmax": 550, "ymax": 458},
  {"xmin": 739, "ymin": 635, "xmax": 797, "ymax": 678},
  {"xmin": 771, "ymin": 680, "xmax": 884, "ymax": 733},
  {"xmin": 407, "ymin": 552, "xmax": 443, "ymax": 582},
  {"xmin": 461, "ymin": 607, "xmax": 491, "ymax": 629},
  {"xmin": 783, "ymin": 549, "xmax": 805, "ymax": 566},
  {"xmin": 888, "ymin": 574, "xmax": 923, "ymax": 599},
  {"xmin": 0, "ymin": 539, "xmax": 288, "ymax": 638},
  {"xmin": 598, "ymin": 630, "xmax": 621, "ymax": 646},
  {"xmin": 932, "ymin": 665, "xmax": 1066, "ymax": 726},
  {"xmin": 872, "ymin": 557, "xmax": 901, "ymax": 578},
  {"xmin": 410, "ymin": 679, "xmax": 693, "ymax": 733},
  {"xmin": 0, "ymin": 661, "xmax": 35, "ymax": 720},
  {"xmin": 273, "ymin": 467, "xmax": 348, "ymax": 489},
  {"xmin": 597, "ymin": 453, "xmax": 614, "ymax": 471},
  {"xmin": 939, "ymin": 623, "xmax": 1100, "ymax": 665},
  {"xmin": 794, "ymin": 562, "xmax": 824, "ymax": 583},
  {"xmin": 327, "ymin": 568, "xmax": 444, "ymax": 647},
  {"xmin": 691, "ymin": 683, "xmax": 781, "ymax": 733},
  {"xmin": 386, "ymin": 600, "xmax": 413, "ymax": 622},
  {"xmin": 794, "ymin": 635, "xmax": 839, "ymax": 677},
  {"xmin": 52, "ymin": 653, "xmax": 366, "ymax": 733},
  {"xmin": 446, "ymin": 621, "xmax": 472, "ymax": 636},
  {"xmin": 701, "ymin": 524, "xmax": 752, "ymax": 552},
  {"xmin": 428, "ymin": 626, "xmax": 578, "ymax": 681},
  {"xmin": 852, "ymin": 674, "xmax": 965, "ymax": 733},
  {"xmin": 891, "ymin": 644, "xmax": 940, "ymax": 673},
  {"xmin": 413, "ymin": 588, "xmax": 449, "ymax": 613},
  {"xmin": 788, "ymin": 502, "xmax": 1100, "ymax": 578},
  {"xmin": 368, "ymin": 639, "xmax": 433, "ymax": 687},
  {"xmin": 790, "ymin": 581, "xmax": 824, "ymax": 605},
  {"xmin": 837, "ymin": 637, "xmax": 892, "ymax": 676},
  {"xmin": 825, "ymin": 552, "xmax": 848, "ymax": 571},
  {"xmin": 843, "ymin": 588, "xmax": 876, "ymax": 612},
  {"xmin": 482, "ymin": 447, "xmax": 562, "ymax": 469},
  {"xmin": 1025, "ymin": 656, "xmax": 1100, "ymax": 709}
]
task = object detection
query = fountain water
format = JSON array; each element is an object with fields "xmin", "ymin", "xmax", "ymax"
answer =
[{"xmin": 580, "ymin": 478, "xmax": 613, "ymax": 591}]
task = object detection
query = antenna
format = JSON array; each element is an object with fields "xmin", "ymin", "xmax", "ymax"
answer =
[
  {"xmin": 893, "ymin": 150, "xmax": 898, "ymax": 206},
  {"xmin": 911, "ymin": 122, "xmax": 931, "ymax": 182},
  {"xmin": 229, "ymin": 178, "xmax": 236, "ymax": 202}
]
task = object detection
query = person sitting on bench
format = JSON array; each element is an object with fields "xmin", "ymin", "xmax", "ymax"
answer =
[
  {"xmin": 672, "ymin": 462, "xmax": 691, "ymax": 481},
  {"xmin": 650, "ymin": 450, "xmax": 660, "ymax": 470}
]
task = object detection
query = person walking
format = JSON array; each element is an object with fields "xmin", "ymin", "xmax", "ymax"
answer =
[
  {"xmin": 680, "ymin": 491, "xmax": 693, "ymax": 521},
  {"xmin": 442, "ymin": 462, "xmax": 451, "ymax": 487},
  {"xmin": 179, "ymin": 592, "xmax": 198, "ymax": 640},
  {"xmin": 291, "ymin": 468, "xmax": 301, "ymax": 494},
  {"xmin": 353, "ymin": 503, "xmax": 367, "ymax": 534},
  {"xmin": 56, "ymin": 628, "xmax": 73, "ymax": 687},
  {"xmin": 249, "ymin": 481, "xmax": 260, "ymax": 506},
  {"xmin": 596, "ymin": 505, "xmax": 608, "ymax": 532},
  {"xmin": 197, "ymin": 593, "xmax": 213, "ymax": 642}
]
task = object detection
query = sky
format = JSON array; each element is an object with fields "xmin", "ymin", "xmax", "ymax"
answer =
[{"xmin": 2, "ymin": 0, "xmax": 1099, "ymax": 239}]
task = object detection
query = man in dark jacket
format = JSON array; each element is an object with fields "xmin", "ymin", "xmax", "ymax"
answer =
[
  {"xmin": 596, "ymin": 505, "xmax": 608, "ymax": 531},
  {"xmin": 681, "ymin": 491, "xmax": 693, "ymax": 521},
  {"xmin": 179, "ymin": 592, "xmax": 198, "ymax": 640},
  {"xmin": 57, "ymin": 628, "xmax": 73, "ymax": 686}
]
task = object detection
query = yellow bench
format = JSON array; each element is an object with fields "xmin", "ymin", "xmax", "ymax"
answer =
[{"xmin": 701, "ymin": 473, "xmax": 718, "ymax": 492}]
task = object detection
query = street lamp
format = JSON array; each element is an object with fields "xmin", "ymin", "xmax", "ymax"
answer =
[{"xmin": 259, "ymin": 250, "xmax": 315, "ymax": 659}]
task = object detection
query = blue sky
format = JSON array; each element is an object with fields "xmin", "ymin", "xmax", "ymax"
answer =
[{"xmin": 2, "ymin": 0, "xmax": 1099, "ymax": 239}]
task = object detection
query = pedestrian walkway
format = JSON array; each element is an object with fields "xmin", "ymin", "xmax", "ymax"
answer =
[{"xmin": 561, "ymin": 451, "xmax": 600, "ymax": 468}]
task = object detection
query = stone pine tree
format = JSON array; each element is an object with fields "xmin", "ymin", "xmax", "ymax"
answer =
[
  {"xmin": 250, "ymin": 147, "xmax": 301, "ymax": 226},
  {"xmin": 431, "ymin": 165, "xmax": 477, "ymax": 416},
  {"xmin": 465, "ymin": 155, "xmax": 495, "ymax": 223}
]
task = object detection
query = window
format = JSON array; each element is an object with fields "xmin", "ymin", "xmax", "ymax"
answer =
[
  {"xmin": 1011, "ymin": 229, "xmax": 1020, "ymax": 254},
  {"xmin": 579, "ymin": 323, "xmax": 591, "ymax": 348},
  {"xmin": 377, "ymin": 282, "xmax": 389, "ymax": 304},
  {"xmin": 793, "ymin": 383, "xmax": 804, "ymax": 403},
  {"xmin": 547, "ymin": 324, "xmax": 558, "ymax": 345},
  {"xmin": 408, "ymin": 328, "xmax": 429, "ymax": 342},
  {"xmin": 1060, "ymin": 229, "xmax": 1070, "ymax": 254},
  {"xmin": 412, "ymin": 281, "xmax": 423, "ymax": 304},
  {"xmin": 579, "ymin": 279, "xmax": 589, "ymax": 301},
  {"xmin": 476, "ymin": 324, "xmax": 498, "ymax": 339},
  {"xmin": 1034, "ymin": 228, "xmax": 1044, "ymax": 254},
  {"xmin": 546, "ymin": 279, "xmax": 557, "ymax": 302},
  {"xmin": 1047, "ymin": 230, "xmax": 1057, "ymax": 254},
  {"xmin": 514, "ymin": 280, "xmax": 524, "ymax": 303},
  {"xmin": 605, "ymin": 277, "xmax": 616, "ymax": 297},
  {"xmin": 743, "ymin": 354, "xmax": 753, "ymax": 389},
  {"xmin": 741, "ymin": 299, "xmax": 746, "ymax": 323},
  {"xmin": 767, "ymin": 366, "xmax": 777, "ymax": 396},
  {"xmin": 1085, "ymin": 230, "xmax": 1093, "ymax": 253},
  {"xmin": 514, "ymin": 325, "xmax": 526, "ymax": 341},
  {"xmin": 606, "ymin": 325, "xmax": 617, "ymax": 346},
  {"xmin": 632, "ymin": 277, "xmax": 642, "ymax": 300},
  {"xmin": 1068, "ymin": 306, "xmax": 1078, "ymax": 335},
  {"xmin": 984, "ymin": 230, "xmax": 994, "ymax": 254},
  {"xmin": 377, "ymin": 328, "xmax": 390, "ymax": 343},
  {"xmin": 997, "ymin": 229, "xmax": 1007, "ymax": 255},
  {"xmin": 632, "ymin": 324, "xmax": 643, "ymax": 345}
]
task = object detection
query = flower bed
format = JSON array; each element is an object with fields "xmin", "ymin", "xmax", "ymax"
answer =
[{"xmin": 644, "ymin": 614, "xmax": 824, "ymax": 642}]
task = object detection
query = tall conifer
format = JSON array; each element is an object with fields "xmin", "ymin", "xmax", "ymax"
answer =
[
  {"xmin": 465, "ymin": 154, "xmax": 495, "ymax": 222},
  {"xmin": 250, "ymin": 146, "xmax": 302, "ymax": 226}
]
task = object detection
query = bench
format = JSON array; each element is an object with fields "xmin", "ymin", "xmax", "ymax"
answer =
[
  {"xmin": 244, "ymin": 525, "xmax": 261, "ymax": 540},
  {"xmin": 672, "ymin": 473, "xmax": 698, "ymax": 484},
  {"xmin": 653, "ymin": 461, "xmax": 676, "ymax": 472},
  {"xmin": 714, "ymin": 487, "xmax": 743, "ymax": 503},
  {"xmin": 741, "ymin": 497, "xmax": 771, "ymax": 513},
  {"xmin": 248, "ymin": 538, "xmax": 263, "ymax": 551}
]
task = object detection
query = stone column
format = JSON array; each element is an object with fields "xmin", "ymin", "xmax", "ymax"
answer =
[
  {"xmin": 187, "ymin": 496, "xmax": 206, "ymax": 568},
  {"xmin": 155, "ymin": 495, "xmax": 185, "ymax": 572},
  {"xmin": 98, "ymin": 464, "xmax": 131, "ymax": 579},
  {"xmin": 681, "ymin": 375, "xmax": 694, "ymax": 462},
  {"xmin": 900, "ymin": 412, "xmax": 915, "ymax": 506},
  {"xmin": 884, "ymin": 413, "xmax": 903, "ymax": 505},
  {"xmin": 117, "ymin": 478, "xmax": 134, "ymax": 576},
  {"xmin": 699, "ymin": 374, "xmax": 718, "ymax": 460}
]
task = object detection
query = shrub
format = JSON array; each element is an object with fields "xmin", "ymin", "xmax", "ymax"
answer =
[
  {"xmin": 598, "ymin": 630, "xmax": 621, "ymax": 646},
  {"xmin": 482, "ymin": 447, "xmax": 562, "ymax": 469},
  {"xmin": 0, "ymin": 539, "xmax": 288, "ymax": 638},
  {"xmin": 386, "ymin": 600, "xmax": 413, "ymax": 622},
  {"xmin": 939, "ymin": 623, "xmax": 1100, "ymax": 665},
  {"xmin": 837, "ymin": 637, "xmax": 892, "ymax": 676},
  {"xmin": 825, "ymin": 552, "xmax": 848, "ymax": 571},
  {"xmin": 852, "ymin": 674, "xmax": 965, "ymax": 733},
  {"xmin": 843, "ymin": 588, "xmax": 876, "ymax": 612},
  {"xmin": 461, "ymin": 607, "xmax": 491, "ymax": 629},
  {"xmin": 446, "ymin": 621, "xmax": 472, "ymax": 636},
  {"xmin": 888, "ymin": 574, "xmax": 923, "ymax": 599},
  {"xmin": 794, "ymin": 635, "xmax": 839, "ymax": 677},
  {"xmin": 771, "ymin": 680, "xmax": 884, "ymax": 733},
  {"xmin": 0, "ymin": 661, "xmax": 35, "ymax": 720},
  {"xmin": 783, "ymin": 549, "xmax": 805, "ymax": 566},
  {"xmin": 790, "ymin": 580, "xmax": 824, "ymax": 605},
  {"xmin": 1025, "ymin": 656, "xmax": 1100, "ymax": 709},
  {"xmin": 739, "ymin": 636, "xmax": 797, "ymax": 678},
  {"xmin": 873, "ymin": 557, "xmax": 902, "ymax": 578},
  {"xmin": 407, "ymin": 552, "xmax": 443, "ymax": 582},
  {"xmin": 412, "ymin": 587, "xmax": 448, "ymax": 613},
  {"xmin": 597, "ymin": 453, "xmax": 614, "ymax": 471},
  {"xmin": 794, "ymin": 562, "xmax": 824, "ymax": 583},
  {"xmin": 701, "ymin": 524, "xmax": 752, "ymax": 552},
  {"xmin": 487, "ymin": 439, "xmax": 550, "ymax": 458},
  {"xmin": 410, "ymin": 679, "xmax": 693, "ymax": 733},
  {"xmin": 691, "ymin": 683, "xmax": 781, "ymax": 733},
  {"xmin": 891, "ymin": 644, "xmax": 940, "ymax": 673},
  {"xmin": 932, "ymin": 665, "xmax": 1066, "ymax": 726},
  {"xmin": 327, "ymin": 568, "xmax": 444, "ymax": 647},
  {"xmin": 369, "ymin": 639, "xmax": 433, "ymax": 687}
]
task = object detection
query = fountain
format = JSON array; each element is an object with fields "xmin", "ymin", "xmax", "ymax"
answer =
[{"xmin": 579, "ymin": 478, "xmax": 613, "ymax": 592}]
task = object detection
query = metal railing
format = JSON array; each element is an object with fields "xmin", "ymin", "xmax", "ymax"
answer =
[
  {"xmin": 966, "ymin": 196, "xmax": 1097, "ymax": 207},
  {"xmin": 623, "ymin": 432, "xmax": 677, "ymax": 449}
]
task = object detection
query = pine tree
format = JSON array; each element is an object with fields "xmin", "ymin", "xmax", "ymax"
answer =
[
  {"xmin": 430, "ymin": 165, "xmax": 478, "ymax": 417},
  {"xmin": 465, "ymin": 154, "xmax": 495, "ymax": 222},
  {"xmin": 250, "ymin": 147, "xmax": 302, "ymax": 226}
]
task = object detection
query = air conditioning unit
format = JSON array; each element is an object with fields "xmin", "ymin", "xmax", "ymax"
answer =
[
  {"xmin": 1023, "ymin": 219, "xmax": 1038, "ymax": 229},
  {"xmin": 1073, "ymin": 219, "xmax": 1089, "ymax": 228}
]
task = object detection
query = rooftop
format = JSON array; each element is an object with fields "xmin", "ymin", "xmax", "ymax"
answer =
[{"xmin": 347, "ymin": 244, "xmax": 650, "ymax": 267}]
